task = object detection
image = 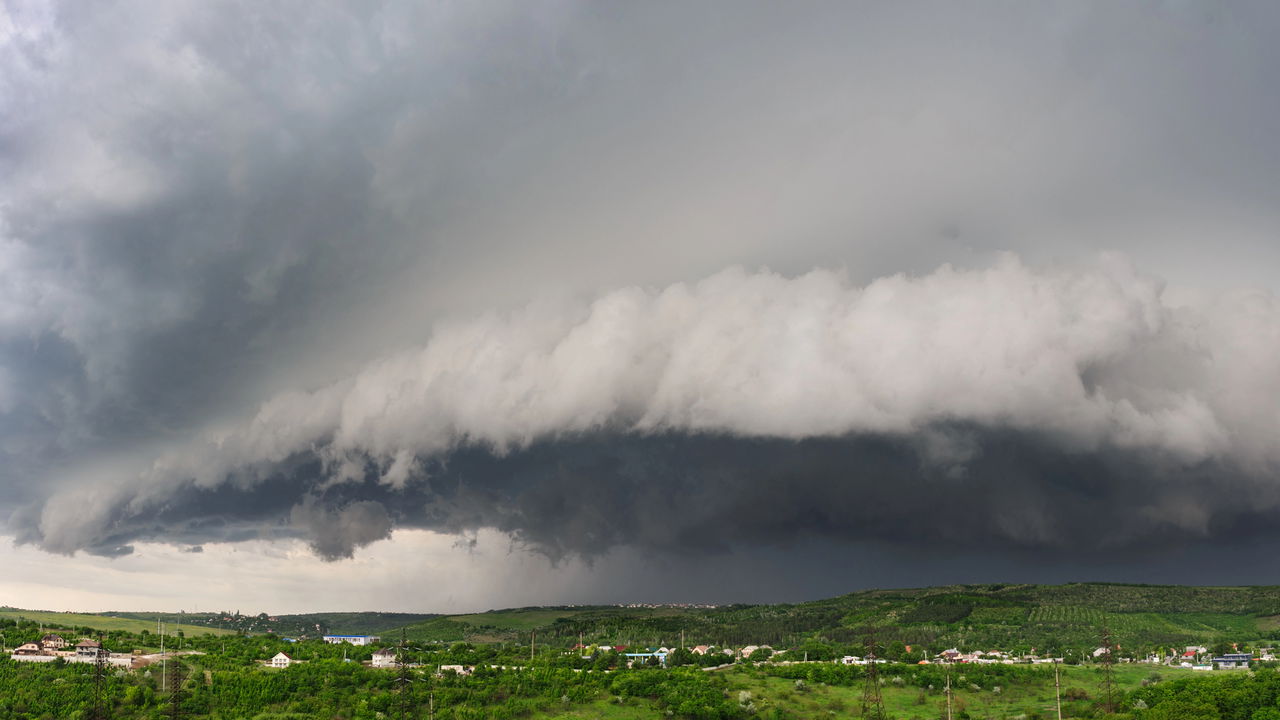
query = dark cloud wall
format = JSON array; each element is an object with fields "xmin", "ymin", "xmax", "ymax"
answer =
[
  {"xmin": 13, "ymin": 261, "xmax": 1280, "ymax": 568},
  {"xmin": 3, "ymin": 1, "xmax": 1280, "ymax": 593}
]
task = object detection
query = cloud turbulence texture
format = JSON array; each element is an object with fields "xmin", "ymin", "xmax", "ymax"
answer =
[
  {"xmin": 3, "ymin": 1, "xmax": 1280, "ymax": 581},
  {"xmin": 19, "ymin": 258, "xmax": 1280, "ymax": 560}
]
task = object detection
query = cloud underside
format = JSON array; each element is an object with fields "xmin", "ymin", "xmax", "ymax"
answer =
[
  {"xmin": 15, "ymin": 260, "xmax": 1280, "ymax": 561},
  {"xmin": 25, "ymin": 431, "xmax": 1276, "ymax": 562}
]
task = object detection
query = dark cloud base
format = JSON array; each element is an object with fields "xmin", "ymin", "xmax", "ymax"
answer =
[{"xmin": 38, "ymin": 428, "xmax": 1277, "ymax": 569}]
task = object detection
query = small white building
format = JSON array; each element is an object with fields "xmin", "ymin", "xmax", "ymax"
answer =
[
  {"xmin": 371, "ymin": 648, "xmax": 398, "ymax": 668},
  {"xmin": 437, "ymin": 664, "xmax": 472, "ymax": 676},
  {"xmin": 269, "ymin": 652, "xmax": 293, "ymax": 668},
  {"xmin": 323, "ymin": 635, "xmax": 380, "ymax": 646}
]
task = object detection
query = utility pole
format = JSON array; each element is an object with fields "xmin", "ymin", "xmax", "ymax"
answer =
[
  {"xmin": 168, "ymin": 656, "xmax": 185, "ymax": 720},
  {"xmin": 396, "ymin": 629, "xmax": 413, "ymax": 720},
  {"xmin": 1054, "ymin": 658, "xmax": 1063, "ymax": 720},
  {"xmin": 1100, "ymin": 625, "xmax": 1116, "ymax": 715},
  {"xmin": 859, "ymin": 629, "xmax": 886, "ymax": 720},
  {"xmin": 90, "ymin": 630, "xmax": 107, "ymax": 720},
  {"xmin": 160, "ymin": 622, "xmax": 166, "ymax": 701},
  {"xmin": 944, "ymin": 661, "xmax": 953, "ymax": 720},
  {"xmin": 530, "ymin": 631, "xmax": 535, "ymax": 662}
]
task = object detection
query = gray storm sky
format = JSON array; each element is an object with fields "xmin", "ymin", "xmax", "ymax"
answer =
[{"xmin": 2, "ymin": 1, "xmax": 1280, "ymax": 613}]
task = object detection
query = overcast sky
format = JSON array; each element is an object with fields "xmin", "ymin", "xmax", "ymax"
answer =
[{"xmin": 3, "ymin": 1, "xmax": 1280, "ymax": 614}]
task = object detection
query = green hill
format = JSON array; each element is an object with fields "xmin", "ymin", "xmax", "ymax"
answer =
[
  {"xmin": 388, "ymin": 583, "xmax": 1280, "ymax": 654},
  {"xmin": 0, "ymin": 607, "xmax": 233, "ymax": 637},
  {"xmin": 100, "ymin": 609, "xmax": 439, "ymax": 637}
]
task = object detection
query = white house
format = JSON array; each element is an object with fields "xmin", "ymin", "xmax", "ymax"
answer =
[
  {"xmin": 437, "ymin": 664, "xmax": 472, "ymax": 676},
  {"xmin": 269, "ymin": 652, "xmax": 293, "ymax": 668},
  {"xmin": 323, "ymin": 635, "xmax": 379, "ymax": 646},
  {"xmin": 372, "ymin": 648, "xmax": 398, "ymax": 668}
]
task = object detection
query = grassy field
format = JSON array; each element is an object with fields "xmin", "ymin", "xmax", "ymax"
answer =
[
  {"xmin": 0, "ymin": 608, "xmax": 234, "ymax": 636},
  {"xmin": 716, "ymin": 664, "xmax": 1201, "ymax": 719},
  {"xmin": 518, "ymin": 663, "xmax": 1207, "ymax": 719},
  {"xmin": 384, "ymin": 583, "xmax": 1280, "ymax": 652},
  {"xmin": 402, "ymin": 608, "xmax": 594, "ymax": 643}
]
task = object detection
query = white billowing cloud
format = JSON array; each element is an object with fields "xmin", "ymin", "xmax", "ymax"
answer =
[{"xmin": 31, "ymin": 255, "xmax": 1280, "ymax": 553}]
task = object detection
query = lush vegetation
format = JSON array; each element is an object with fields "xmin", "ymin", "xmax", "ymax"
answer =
[
  {"xmin": 8, "ymin": 623, "xmax": 1280, "ymax": 720},
  {"xmin": 10, "ymin": 584, "xmax": 1280, "ymax": 718},
  {"xmin": 0, "ymin": 608, "xmax": 231, "ymax": 638},
  {"xmin": 385, "ymin": 584, "xmax": 1280, "ymax": 657},
  {"xmin": 17, "ymin": 583, "xmax": 1280, "ymax": 653},
  {"xmin": 100, "ymin": 610, "xmax": 439, "ymax": 637}
]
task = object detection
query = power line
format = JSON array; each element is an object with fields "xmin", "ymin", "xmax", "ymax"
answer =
[
  {"xmin": 90, "ymin": 630, "xmax": 108, "ymax": 720},
  {"xmin": 859, "ymin": 628, "xmax": 887, "ymax": 720},
  {"xmin": 1099, "ymin": 625, "xmax": 1117, "ymax": 715}
]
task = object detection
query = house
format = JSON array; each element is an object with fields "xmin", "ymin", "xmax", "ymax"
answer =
[
  {"xmin": 9, "ymin": 640, "xmax": 56, "ymax": 666},
  {"xmin": 40, "ymin": 634, "xmax": 67, "ymax": 649},
  {"xmin": 938, "ymin": 648, "xmax": 961, "ymax": 662},
  {"xmin": 10, "ymin": 642, "xmax": 56, "ymax": 662},
  {"xmin": 269, "ymin": 652, "xmax": 293, "ymax": 668},
  {"xmin": 438, "ymin": 665, "xmax": 472, "ymax": 676},
  {"xmin": 691, "ymin": 645, "xmax": 711, "ymax": 656},
  {"xmin": 75, "ymin": 639, "xmax": 103, "ymax": 659},
  {"xmin": 841, "ymin": 656, "xmax": 862, "ymax": 665},
  {"xmin": 372, "ymin": 648, "xmax": 398, "ymax": 668},
  {"xmin": 1212, "ymin": 653, "xmax": 1252, "ymax": 669},
  {"xmin": 623, "ymin": 652, "xmax": 667, "ymax": 667},
  {"xmin": 323, "ymin": 635, "xmax": 379, "ymax": 646}
]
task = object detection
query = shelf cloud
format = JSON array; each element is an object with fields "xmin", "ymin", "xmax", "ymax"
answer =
[
  {"xmin": 14, "ymin": 258, "xmax": 1280, "ymax": 560},
  {"xmin": 3, "ymin": 1, "xmax": 1280, "ymax": 603}
]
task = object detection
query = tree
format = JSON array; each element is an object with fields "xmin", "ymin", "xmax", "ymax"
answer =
[{"xmin": 1144, "ymin": 699, "xmax": 1221, "ymax": 720}]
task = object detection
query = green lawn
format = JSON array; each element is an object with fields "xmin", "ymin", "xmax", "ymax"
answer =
[{"xmin": 0, "ymin": 608, "xmax": 235, "ymax": 636}]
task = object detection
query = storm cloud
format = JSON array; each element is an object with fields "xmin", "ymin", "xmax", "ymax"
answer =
[
  {"xmin": 14, "ymin": 258, "xmax": 1280, "ymax": 560},
  {"xmin": 3, "ymin": 0, "xmax": 1280, "ymax": 601}
]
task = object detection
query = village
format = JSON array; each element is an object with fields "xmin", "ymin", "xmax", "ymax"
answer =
[
  {"xmin": 13, "ymin": 627, "xmax": 1268, "ymax": 675},
  {"xmin": 8, "ymin": 633, "xmax": 135, "ymax": 668}
]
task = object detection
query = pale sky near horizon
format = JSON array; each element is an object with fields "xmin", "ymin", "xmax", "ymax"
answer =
[{"xmin": 3, "ymin": 1, "xmax": 1280, "ymax": 613}]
